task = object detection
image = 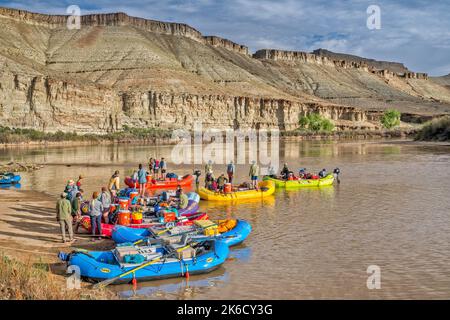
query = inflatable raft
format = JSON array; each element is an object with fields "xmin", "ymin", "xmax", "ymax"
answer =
[
  {"xmin": 198, "ymin": 180, "xmax": 275, "ymax": 201},
  {"xmin": 59, "ymin": 239, "xmax": 229, "ymax": 284},
  {"xmin": 263, "ymin": 174, "xmax": 334, "ymax": 188},
  {"xmin": 112, "ymin": 219, "xmax": 252, "ymax": 247},
  {"xmin": 124, "ymin": 174, "xmax": 194, "ymax": 190},
  {"xmin": 0, "ymin": 173, "xmax": 21, "ymax": 184},
  {"xmin": 80, "ymin": 210, "xmax": 208, "ymax": 238}
]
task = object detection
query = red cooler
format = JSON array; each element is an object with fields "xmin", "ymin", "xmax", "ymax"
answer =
[
  {"xmin": 118, "ymin": 210, "xmax": 131, "ymax": 226},
  {"xmin": 119, "ymin": 198, "xmax": 129, "ymax": 210}
]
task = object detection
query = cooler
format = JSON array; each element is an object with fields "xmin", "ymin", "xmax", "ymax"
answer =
[
  {"xmin": 117, "ymin": 210, "xmax": 131, "ymax": 226},
  {"xmin": 131, "ymin": 211, "xmax": 143, "ymax": 224},
  {"xmin": 224, "ymin": 183, "xmax": 232, "ymax": 193},
  {"xmin": 118, "ymin": 197, "xmax": 129, "ymax": 210}
]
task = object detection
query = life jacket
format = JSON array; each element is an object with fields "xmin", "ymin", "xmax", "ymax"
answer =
[
  {"xmin": 217, "ymin": 219, "xmax": 237, "ymax": 233},
  {"xmin": 154, "ymin": 160, "xmax": 160, "ymax": 168}
]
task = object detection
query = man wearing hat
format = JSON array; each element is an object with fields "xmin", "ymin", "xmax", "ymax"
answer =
[{"xmin": 56, "ymin": 192, "xmax": 74, "ymax": 243}]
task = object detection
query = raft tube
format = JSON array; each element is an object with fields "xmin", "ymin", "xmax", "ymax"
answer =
[
  {"xmin": 80, "ymin": 210, "xmax": 208, "ymax": 238},
  {"xmin": 124, "ymin": 174, "xmax": 194, "ymax": 190},
  {"xmin": 0, "ymin": 173, "xmax": 21, "ymax": 184},
  {"xmin": 60, "ymin": 240, "xmax": 229, "ymax": 284},
  {"xmin": 112, "ymin": 219, "xmax": 252, "ymax": 247},
  {"xmin": 198, "ymin": 180, "xmax": 275, "ymax": 201},
  {"xmin": 263, "ymin": 173, "xmax": 334, "ymax": 188}
]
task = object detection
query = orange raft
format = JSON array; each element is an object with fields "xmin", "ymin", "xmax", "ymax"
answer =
[{"xmin": 124, "ymin": 174, "xmax": 194, "ymax": 190}]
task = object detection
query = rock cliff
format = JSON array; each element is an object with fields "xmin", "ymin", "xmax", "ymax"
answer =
[{"xmin": 0, "ymin": 7, "xmax": 449, "ymax": 134}]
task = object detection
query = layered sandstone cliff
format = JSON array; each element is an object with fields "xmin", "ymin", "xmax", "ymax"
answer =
[{"xmin": 0, "ymin": 7, "xmax": 449, "ymax": 135}]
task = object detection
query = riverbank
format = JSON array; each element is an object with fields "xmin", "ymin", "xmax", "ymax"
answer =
[
  {"xmin": 0, "ymin": 189, "xmax": 117, "ymax": 299},
  {"xmin": 0, "ymin": 162, "xmax": 43, "ymax": 173},
  {"xmin": 0, "ymin": 126, "xmax": 418, "ymax": 148},
  {"xmin": 0, "ymin": 125, "xmax": 174, "ymax": 147},
  {"xmin": 415, "ymin": 116, "xmax": 450, "ymax": 141}
]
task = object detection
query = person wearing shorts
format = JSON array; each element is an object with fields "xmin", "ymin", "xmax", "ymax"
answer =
[
  {"xmin": 249, "ymin": 161, "xmax": 259, "ymax": 189},
  {"xmin": 153, "ymin": 159, "xmax": 160, "ymax": 179},
  {"xmin": 160, "ymin": 157, "xmax": 167, "ymax": 180}
]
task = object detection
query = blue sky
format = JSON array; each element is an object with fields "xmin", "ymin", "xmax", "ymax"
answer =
[{"xmin": 1, "ymin": 0, "xmax": 449, "ymax": 76}]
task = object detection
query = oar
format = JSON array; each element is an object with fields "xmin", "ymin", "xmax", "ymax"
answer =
[{"xmin": 93, "ymin": 244, "xmax": 192, "ymax": 289}]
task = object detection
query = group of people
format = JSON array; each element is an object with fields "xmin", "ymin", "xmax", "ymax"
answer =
[
  {"xmin": 200, "ymin": 160, "xmax": 260, "ymax": 192},
  {"xmin": 56, "ymin": 171, "xmax": 120, "ymax": 243},
  {"xmin": 277, "ymin": 163, "xmax": 330, "ymax": 180},
  {"xmin": 129, "ymin": 158, "xmax": 168, "ymax": 197},
  {"xmin": 148, "ymin": 157, "xmax": 167, "ymax": 180}
]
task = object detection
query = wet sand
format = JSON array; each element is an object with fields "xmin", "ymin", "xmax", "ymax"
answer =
[{"xmin": 0, "ymin": 189, "xmax": 114, "ymax": 262}]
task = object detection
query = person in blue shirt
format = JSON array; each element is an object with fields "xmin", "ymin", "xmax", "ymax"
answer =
[{"xmin": 137, "ymin": 164, "xmax": 147, "ymax": 196}]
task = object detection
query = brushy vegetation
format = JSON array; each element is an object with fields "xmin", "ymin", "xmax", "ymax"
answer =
[
  {"xmin": 380, "ymin": 109, "xmax": 401, "ymax": 129},
  {"xmin": 415, "ymin": 116, "xmax": 450, "ymax": 141},
  {"xmin": 0, "ymin": 253, "xmax": 115, "ymax": 300},
  {"xmin": 282, "ymin": 127, "xmax": 414, "ymax": 140},
  {"xmin": 298, "ymin": 113, "xmax": 335, "ymax": 132},
  {"xmin": 0, "ymin": 125, "xmax": 173, "ymax": 144}
]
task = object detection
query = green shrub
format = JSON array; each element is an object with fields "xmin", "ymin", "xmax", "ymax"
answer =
[
  {"xmin": 415, "ymin": 116, "xmax": 450, "ymax": 141},
  {"xmin": 298, "ymin": 113, "xmax": 335, "ymax": 132},
  {"xmin": 380, "ymin": 109, "xmax": 401, "ymax": 129}
]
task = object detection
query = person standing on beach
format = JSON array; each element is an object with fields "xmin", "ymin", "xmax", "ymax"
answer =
[
  {"xmin": 100, "ymin": 187, "xmax": 111, "ymax": 224},
  {"xmin": 108, "ymin": 170, "xmax": 120, "ymax": 196},
  {"xmin": 76, "ymin": 175, "xmax": 83, "ymax": 189},
  {"xmin": 89, "ymin": 191, "xmax": 103, "ymax": 240},
  {"xmin": 160, "ymin": 157, "xmax": 167, "ymax": 180},
  {"xmin": 137, "ymin": 164, "xmax": 147, "ymax": 197},
  {"xmin": 148, "ymin": 158, "xmax": 155, "ymax": 175},
  {"xmin": 71, "ymin": 192, "xmax": 82, "ymax": 233},
  {"xmin": 56, "ymin": 193, "xmax": 74, "ymax": 243},
  {"xmin": 153, "ymin": 159, "xmax": 160, "ymax": 180}
]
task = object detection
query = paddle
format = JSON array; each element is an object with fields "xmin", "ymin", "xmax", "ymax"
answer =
[{"xmin": 93, "ymin": 244, "xmax": 193, "ymax": 288}]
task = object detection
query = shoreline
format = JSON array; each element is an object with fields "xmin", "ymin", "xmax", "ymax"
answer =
[{"xmin": 0, "ymin": 128, "xmax": 418, "ymax": 148}]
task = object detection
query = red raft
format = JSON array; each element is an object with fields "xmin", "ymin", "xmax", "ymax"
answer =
[
  {"xmin": 79, "ymin": 211, "xmax": 208, "ymax": 238},
  {"xmin": 124, "ymin": 174, "xmax": 194, "ymax": 190}
]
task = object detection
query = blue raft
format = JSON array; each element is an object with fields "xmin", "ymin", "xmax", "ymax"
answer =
[
  {"xmin": 0, "ymin": 173, "xmax": 21, "ymax": 184},
  {"xmin": 112, "ymin": 219, "xmax": 252, "ymax": 247},
  {"xmin": 60, "ymin": 239, "xmax": 229, "ymax": 284}
]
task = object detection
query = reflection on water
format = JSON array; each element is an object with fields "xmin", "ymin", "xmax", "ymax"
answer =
[
  {"xmin": 1, "ymin": 140, "xmax": 450, "ymax": 299},
  {"xmin": 118, "ymin": 247, "xmax": 252, "ymax": 299}
]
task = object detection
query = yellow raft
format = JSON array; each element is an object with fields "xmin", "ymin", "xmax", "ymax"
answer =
[
  {"xmin": 263, "ymin": 174, "xmax": 334, "ymax": 188},
  {"xmin": 198, "ymin": 180, "xmax": 275, "ymax": 201}
]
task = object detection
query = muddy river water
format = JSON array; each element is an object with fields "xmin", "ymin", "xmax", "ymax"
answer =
[{"xmin": 1, "ymin": 139, "xmax": 450, "ymax": 299}]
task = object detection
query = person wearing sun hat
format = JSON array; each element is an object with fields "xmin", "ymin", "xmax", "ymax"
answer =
[{"xmin": 64, "ymin": 179, "xmax": 78, "ymax": 201}]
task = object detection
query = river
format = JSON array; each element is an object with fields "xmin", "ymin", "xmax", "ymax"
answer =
[{"xmin": 1, "ymin": 139, "xmax": 450, "ymax": 299}]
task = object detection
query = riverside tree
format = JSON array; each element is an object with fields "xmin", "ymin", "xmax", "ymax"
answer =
[
  {"xmin": 299, "ymin": 113, "xmax": 335, "ymax": 132},
  {"xmin": 380, "ymin": 109, "xmax": 401, "ymax": 129}
]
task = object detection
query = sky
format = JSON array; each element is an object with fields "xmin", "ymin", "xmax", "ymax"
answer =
[{"xmin": 1, "ymin": 0, "xmax": 449, "ymax": 76}]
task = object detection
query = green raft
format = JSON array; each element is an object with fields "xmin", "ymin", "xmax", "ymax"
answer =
[{"xmin": 263, "ymin": 174, "xmax": 334, "ymax": 188}]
